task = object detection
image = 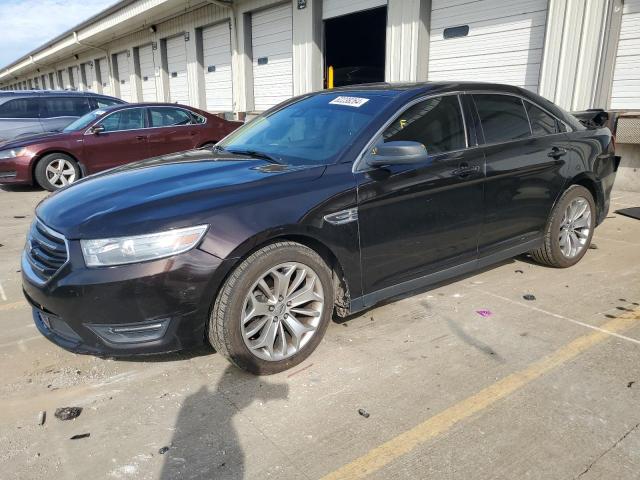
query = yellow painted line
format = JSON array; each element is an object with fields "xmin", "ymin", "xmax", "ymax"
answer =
[
  {"xmin": 321, "ymin": 310, "xmax": 640, "ymax": 480},
  {"xmin": 0, "ymin": 301, "xmax": 27, "ymax": 312}
]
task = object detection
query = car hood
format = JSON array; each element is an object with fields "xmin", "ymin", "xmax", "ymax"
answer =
[
  {"xmin": 0, "ymin": 131, "xmax": 68, "ymax": 148},
  {"xmin": 36, "ymin": 149, "xmax": 327, "ymax": 239}
]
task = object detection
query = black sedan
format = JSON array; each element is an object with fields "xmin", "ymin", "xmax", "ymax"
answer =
[{"xmin": 22, "ymin": 82, "xmax": 618, "ymax": 374}]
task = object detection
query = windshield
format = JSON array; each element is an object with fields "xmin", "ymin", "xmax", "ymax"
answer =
[
  {"xmin": 62, "ymin": 109, "xmax": 107, "ymax": 132},
  {"xmin": 218, "ymin": 93, "xmax": 393, "ymax": 165}
]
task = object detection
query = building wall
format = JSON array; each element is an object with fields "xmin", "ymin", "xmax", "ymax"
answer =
[{"xmin": 1, "ymin": 0, "xmax": 638, "ymax": 117}]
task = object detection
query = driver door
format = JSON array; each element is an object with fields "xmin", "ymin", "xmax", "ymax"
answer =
[
  {"xmin": 355, "ymin": 94, "xmax": 485, "ymax": 301},
  {"xmin": 83, "ymin": 107, "xmax": 149, "ymax": 174}
]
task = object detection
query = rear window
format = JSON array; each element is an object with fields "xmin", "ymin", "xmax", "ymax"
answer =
[
  {"xmin": 149, "ymin": 107, "xmax": 193, "ymax": 127},
  {"xmin": 474, "ymin": 94, "xmax": 531, "ymax": 144},
  {"xmin": 94, "ymin": 97, "xmax": 122, "ymax": 109},
  {"xmin": 42, "ymin": 97, "xmax": 91, "ymax": 118},
  {"xmin": 0, "ymin": 98, "xmax": 40, "ymax": 118},
  {"xmin": 525, "ymin": 101, "xmax": 559, "ymax": 136}
]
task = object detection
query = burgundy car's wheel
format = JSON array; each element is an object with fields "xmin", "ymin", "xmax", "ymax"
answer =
[{"xmin": 35, "ymin": 153, "xmax": 81, "ymax": 191}]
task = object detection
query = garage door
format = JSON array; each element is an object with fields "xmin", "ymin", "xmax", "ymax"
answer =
[
  {"xmin": 116, "ymin": 52, "xmax": 132, "ymax": 101},
  {"xmin": 252, "ymin": 3, "xmax": 293, "ymax": 111},
  {"xmin": 428, "ymin": 0, "xmax": 548, "ymax": 92},
  {"xmin": 611, "ymin": 0, "xmax": 640, "ymax": 109},
  {"xmin": 83, "ymin": 62, "xmax": 96, "ymax": 91},
  {"xmin": 203, "ymin": 22, "xmax": 233, "ymax": 112},
  {"xmin": 166, "ymin": 35, "xmax": 189, "ymax": 104},
  {"xmin": 60, "ymin": 69, "xmax": 71, "ymax": 90},
  {"xmin": 98, "ymin": 58, "xmax": 112, "ymax": 96},
  {"xmin": 322, "ymin": 0, "xmax": 387, "ymax": 19},
  {"xmin": 138, "ymin": 44, "xmax": 158, "ymax": 102},
  {"xmin": 70, "ymin": 66, "xmax": 81, "ymax": 90}
]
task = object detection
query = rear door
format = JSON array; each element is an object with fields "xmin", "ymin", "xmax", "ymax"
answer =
[
  {"xmin": 82, "ymin": 107, "xmax": 148, "ymax": 173},
  {"xmin": 0, "ymin": 97, "xmax": 43, "ymax": 140},
  {"xmin": 472, "ymin": 93, "xmax": 570, "ymax": 257},
  {"xmin": 40, "ymin": 96, "xmax": 91, "ymax": 132},
  {"xmin": 146, "ymin": 106, "xmax": 200, "ymax": 157},
  {"xmin": 356, "ymin": 94, "xmax": 485, "ymax": 299}
]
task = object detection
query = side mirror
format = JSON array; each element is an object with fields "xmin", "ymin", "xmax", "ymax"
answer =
[
  {"xmin": 90, "ymin": 125, "xmax": 105, "ymax": 135},
  {"xmin": 366, "ymin": 141, "xmax": 429, "ymax": 167}
]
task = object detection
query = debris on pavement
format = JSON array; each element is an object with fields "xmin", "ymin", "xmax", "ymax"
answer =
[
  {"xmin": 515, "ymin": 269, "xmax": 524, "ymax": 274},
  {"xmin": 476, "ymin": 310, "xmax": 493, "ymax": 318},
  {"xmin": 37, "ymin": 411, "xmax": 46, "ymax": 426},
  {"xmin": 523, "ymin": 294, "xmax": 536, "ymax": 301},
  {"xmin": 628, "ymin": 381, "xmax": 635, "ymax": 388},
  {"xmin": 358, "ymin": 408, "xmax": 370, "ymax": 418},
  {"xmin": 55, "ymin": 407, "xmax": 83, "ymax": 421},
  {"xmin": 158, "ymin": 446, "xmax": 170, "ymax": 454},
  {"xmin": 70, "ymin": 433, "xmax": 90, "ymax": 440},
  {"xmin": 589, "ymin": 243, "xmax": 598, "ymax": 250}
]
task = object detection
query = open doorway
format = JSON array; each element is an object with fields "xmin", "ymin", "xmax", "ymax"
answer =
[{"xmin": 324, "ymin": 6, "xmax": 387, "ymax": 88}]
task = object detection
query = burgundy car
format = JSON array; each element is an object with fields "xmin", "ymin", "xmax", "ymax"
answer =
[{"xmin": 0, "ymin": 103, "xmax": 242, "ymax": 191}]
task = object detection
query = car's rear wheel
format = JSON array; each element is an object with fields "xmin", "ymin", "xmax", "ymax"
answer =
[
  {"xmin": 35, "ymin": 153, "xmax": 80, "ymax": 191},
  {"xmin": 530, "ymin": 185, "xmax": 595, "ymax": 268},
  {"xmin": 208, "ymin": 241, "xmax": 334, "ymax": 374}
]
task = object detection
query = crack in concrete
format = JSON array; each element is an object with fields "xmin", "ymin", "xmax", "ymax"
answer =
[{"xmin": 574, "ymin": 421, "xmax": 640, "ymax": 479}]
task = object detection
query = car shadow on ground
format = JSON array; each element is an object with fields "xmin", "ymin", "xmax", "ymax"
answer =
[
  {"xmin": 333, "ymin": 257, "xmax": 518, "ymax": 325},
  {"xmin": 0, "ymin": 184, "xmax": 43, "ymax": 193},
  {"xmin": 159, "ymin": 362, "xmax": 289, "ymax": 480}
]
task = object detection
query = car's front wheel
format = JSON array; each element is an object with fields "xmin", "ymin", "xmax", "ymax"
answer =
[
  {"xmin": 209, "ymin": 241, "xmax": 334, "ymax": 374},
  {"xmin": 34, "ymin": 153, "xmax": 81, "ymax": 191},
  {"xmin": 530, "ymin": 185, "xmax": 596, "ymax": 268}
]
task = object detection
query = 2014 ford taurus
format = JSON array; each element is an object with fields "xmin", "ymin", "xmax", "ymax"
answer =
[{"xmin": 22, "ymin": 82, "xmax": 619, "ymax": 374}]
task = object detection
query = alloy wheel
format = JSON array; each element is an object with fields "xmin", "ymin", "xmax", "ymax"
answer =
[
  {"xmin": 45, "ymin": 159, "xmax": 76, "ymax": 188},
  {"xmin": 559, "ymin": 196, "xmax": 592, "ymax": 258},
  {"xmin": 241, "ymin": 262, "xmax": 324, "ymax": 362}
]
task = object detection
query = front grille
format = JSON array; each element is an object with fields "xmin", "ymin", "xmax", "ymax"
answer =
[{"xmin": 25, "ymin": 220, "xmax": 68, "ymax": 283}]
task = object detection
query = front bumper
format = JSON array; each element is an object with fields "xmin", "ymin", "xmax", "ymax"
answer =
[
  {"xmin": 0, "ymin": 155, "xmax": 34, "ymax": 185},
  {"xmin": 22, "ymin": 242, "xmax": 224, "ymax": 356}
]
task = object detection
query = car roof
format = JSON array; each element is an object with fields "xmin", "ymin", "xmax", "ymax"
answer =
[
  {"xmin": 99, "ymin": 102, "xmax": 202, "ymax": 112},
  {"xmin": 0, "ymin": 90, "xmax": 120, "ymax": 99}
]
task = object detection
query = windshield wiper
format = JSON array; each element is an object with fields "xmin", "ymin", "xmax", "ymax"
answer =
[{"xmin": 225, "ymin": 148, "xmax": 282, "ymax": 164}]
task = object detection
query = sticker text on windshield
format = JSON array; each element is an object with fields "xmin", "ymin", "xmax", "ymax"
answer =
[{"xmin": 329, "ymin": 96, "xmax": 370, "ymax": 108}]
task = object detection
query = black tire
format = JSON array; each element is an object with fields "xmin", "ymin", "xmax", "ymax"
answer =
[
  {"xmin": 34, "ymin": 153, "xmax": 81, "ymax": 191},
  {"xmin": 209, "ymin": 241, "xmax": 334, "ymax": 375},
  {"xmin": 530, "ymin": 185, "xmax": 596, "ymax": 268}
]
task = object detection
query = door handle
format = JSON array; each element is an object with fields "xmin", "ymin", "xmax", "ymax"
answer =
[
  {"xmin": 135, "ymin": 135, "xmax": 146, "ymax": 140},
  {"xmin": 548, "ymin": 146, "xmax": 567, "ymax": 158},
  {"xmin": 190, "ymin": 131, "xmax": 197, "ymax": 136},
  {"xmin": 452, "ymin": 164, "xmax": 480, "ymax": 177}
]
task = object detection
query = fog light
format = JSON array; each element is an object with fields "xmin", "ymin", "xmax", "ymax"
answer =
[{"xmin": 87, "ymin": 319, "xmax": 170, "ymax": 344}]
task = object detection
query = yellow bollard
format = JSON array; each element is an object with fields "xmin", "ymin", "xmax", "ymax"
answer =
[{"xmin": 328, "ymin": 65, "xmax": 334, "ymax": 89}]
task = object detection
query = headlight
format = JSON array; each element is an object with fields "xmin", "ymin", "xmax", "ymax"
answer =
[
  {"xmin": 0, "ymin": 147, "xmax": 27, "ymax": 159},
  {"xmin": 80, "ymin": 225, "xmax": 208, "ymax": 267}
]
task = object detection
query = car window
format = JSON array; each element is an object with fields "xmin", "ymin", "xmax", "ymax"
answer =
[
  {"xmin": 42, "ymin": 97, "xmax": 91, "ymax": 118},
  {"xmin": 382, "ymin": 95, "xmax": 466, "ymax": 154},
  {"xmin": 98, "ymin": 108, "xmax": 145, "ymax": 132},
  {"xmin": 218, "ymin": 92, "xmax": 392, "ymax": 166},
  {"xmin": 474, "ymin": 94, "xmax": 531, "ymax": 143},
  {"xmin": 192, "ymin": 112, "xmax": 206, "ymax": 124},
  {"xmin": 149, "ymin": 107, "xmax": 193, "ymax": 127},
  {"xmin": 0, "ymin": 98, "xmax": 40, "ymax": 118},
  {"xmin": 526, "ymin": 101, "xmax": 559, "ymax": 136},
  {"xmin": 95, "ymin": 97, "xmax": 122, "ymax": 109}
]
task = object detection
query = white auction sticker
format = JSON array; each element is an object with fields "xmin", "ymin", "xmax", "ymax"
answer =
[{"xmin": 329, "ymin": 96, "xmax": 370, "ymax": 108}]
